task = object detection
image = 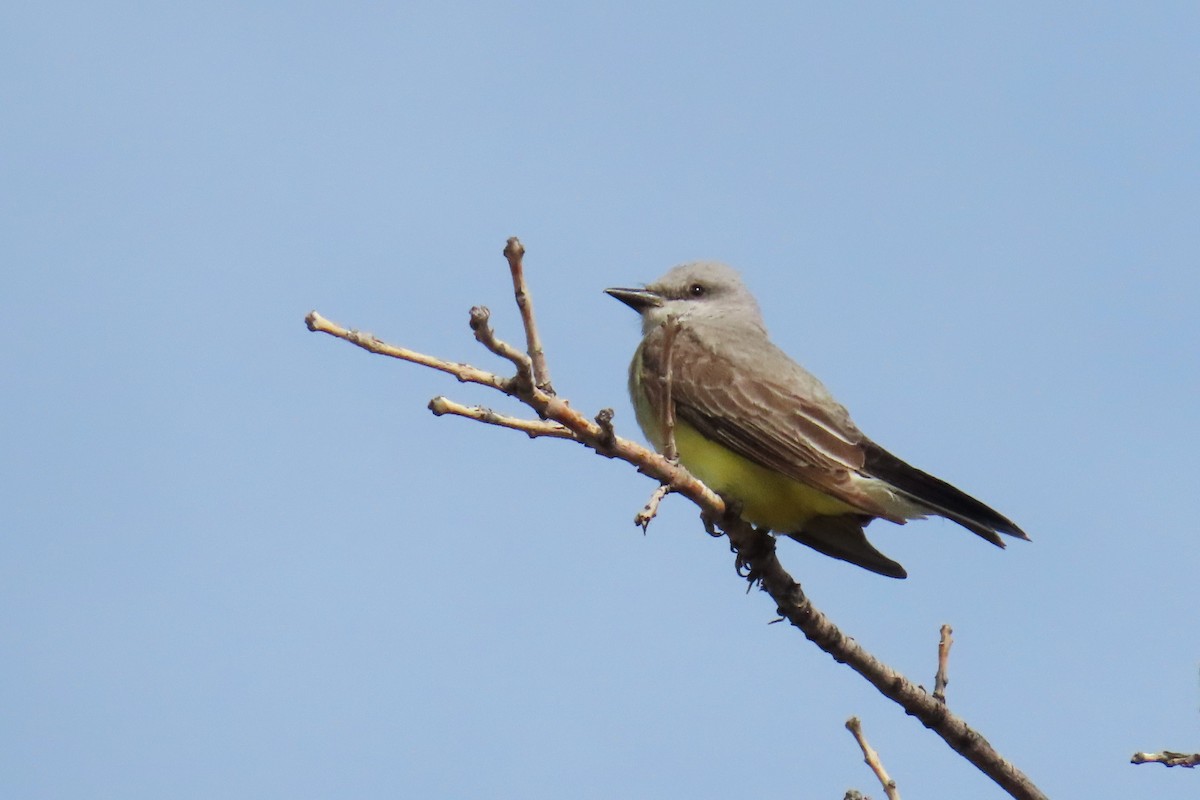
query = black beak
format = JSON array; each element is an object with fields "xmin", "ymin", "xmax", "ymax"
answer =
[{"xmin": 604, "ymin": 287, "xmax": 663, "ymax": 313}]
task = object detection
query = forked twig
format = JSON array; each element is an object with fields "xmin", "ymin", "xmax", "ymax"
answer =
[{"xmin": 305, "ymin": 312, "xmax": 721, "ymax": 511}]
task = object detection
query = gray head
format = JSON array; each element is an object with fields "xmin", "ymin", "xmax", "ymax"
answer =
[{"xmin": 605, "ymin": 261, "xmax": 766, "ymax": 335}]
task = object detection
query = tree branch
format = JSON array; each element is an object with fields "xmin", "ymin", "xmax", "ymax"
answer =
[
  {"xmin": 933, "ymin": 624, "xmax": 954, "ymax": 704},
  {"xmin": 724, "ymin": 520, "xmax": 1046, "ymax": 800},
  {"xmin": 846, "ymin": 716, "xmax": 900, "ymax": 800},
  {"xmin": 307, "ymin": 313, "xmax": 721, "ymax": 507},
  {"xmin": 469, "ymin": 306, "xmax": 534, "ymax": 392},
  {"xmin": 304, "ymin": 242, "xmax": 1048, "ymax": 800},
  {"xmin": 428, "ymin": 396, "xmax": 575, "ymax": 440},
  {"xmin": 305, "ymin": 310, "xmax": 510, "ymax": 394},
  {"xmin": 635, "ymin": 484, "xmax": 674, "ymax": 532},
  {"xmin": 503, "ymin": 237, "xmax": 554, "ymax": 394},
  {"xmin": 1131, "ymin": 751, "xmax": 1200, "ymax": 768}
]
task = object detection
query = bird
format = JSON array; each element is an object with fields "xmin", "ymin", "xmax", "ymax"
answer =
[{"xmin": 605, "ymin": 262, "xmax": 1027, "ymax": 578}]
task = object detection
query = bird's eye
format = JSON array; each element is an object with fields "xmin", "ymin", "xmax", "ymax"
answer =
[{"xmin": 689, "ymin": 283, "xmax": 706, "ymax": 297}]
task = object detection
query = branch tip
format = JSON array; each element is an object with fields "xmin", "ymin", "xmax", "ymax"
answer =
[
  {"xmin": 425, "ymin": 396, "xmax": 575, "ymax": 440},
  {"xmin": 1131, "ymin": 751, "xmax": 1200, "ymax": 768},
  {"xmin": 933, "ymin": 623, "xmax": 954, "ymax": 704},
  {"xmin": 469, "ymin": 305, "xmax": 490, "ymax": 329},
  {"xmin": 595, "ymin": 408, "xmax": 616, "ymax": 447},
  {"xmin": 846, "ymin": 717, "xmax": 900, "ymax": 800},
  {"xmin": 503, "ymin": 236, "xmax": 525, "ymax": 260},
  {"xmin": 502, "ymin": 237, "xmax": 553, "ymax": 394},
  {"xmin": 635, "ymin": 484, "xmax": 673, "ymax": 532},
  {"xmin": 469, "ymin": 305, "xmax": 535, "ymax": 389}
]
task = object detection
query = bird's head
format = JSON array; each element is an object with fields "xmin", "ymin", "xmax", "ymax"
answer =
[{"xmin": 605, "ymin": 261, "xmax": 765, "ymax": 335}]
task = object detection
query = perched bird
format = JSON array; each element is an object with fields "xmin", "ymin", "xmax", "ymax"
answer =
[{"xmin": 606, "ymin": 262, "xmax": 1027, "ymax": 578}]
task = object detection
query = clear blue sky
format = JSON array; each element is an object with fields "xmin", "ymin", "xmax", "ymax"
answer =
[{"xmin": 4, "ymin": 3, "xmax": 1198, "ymax": 798}]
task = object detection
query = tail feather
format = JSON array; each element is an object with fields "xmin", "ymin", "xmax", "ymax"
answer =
[
  {"xmin": 863, "ymin": 440, "xmax": 1028, "ymax": 546},
  {"xmin": 788, "ymin": 515, "xmax": 908, "ymax": 579}
]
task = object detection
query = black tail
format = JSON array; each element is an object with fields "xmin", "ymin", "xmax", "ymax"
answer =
[
  {"xmin": 863, "ymin": 440, "xmax": 1029, "ymax": 547},
  {"xmin": 789, "ymin": 515, "xmax": 908, "ymax": 579}
]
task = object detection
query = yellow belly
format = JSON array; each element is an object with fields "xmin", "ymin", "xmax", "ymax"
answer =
[{"xmin": 672, "ymin": 419, "xmax": 856, "ymax": 532}]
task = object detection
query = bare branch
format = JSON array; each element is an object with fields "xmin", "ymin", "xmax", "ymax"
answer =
[
  {"xmin": 428, "ymin": 396, "xmax": 575, "ymax": 440},
  {"xmin": 846, "ymin": 717, "xmax": 900, "ymax": 800},
  {"xmin": 635, "ymin": 484, "xmax": 673, "ymax": 532},
  {"xmin": 504, "ymin": 237, "xmax": 554, "ymax": 394},
  {"xmin": 306, "ymin": 311, "xmax": 509, "ymax": 393},
  {"xmin": 469, "ymin": 306, "xmax": 534, "ymax": 390},
  {"xmin": 737, "ymin": 521, "xmax": 1047, "ymax": 800},
  {"xmin": 1131, "ymin": 751, "xmax": 1200, "ymax": 768},
  {"xmin": 305, "ymin": 241, "xmax": 1049, "ymax": 800},
  {"xmin": 933, "ymin": 624, "xmax": 954, "ymax": 704}
]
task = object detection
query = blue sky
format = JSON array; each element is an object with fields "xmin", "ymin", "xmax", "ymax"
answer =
[{"xmin": 3, "ymin": 2, "xmax": 1198, "ymax": 798}]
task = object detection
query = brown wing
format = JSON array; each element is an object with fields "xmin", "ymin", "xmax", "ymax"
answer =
[{"xmin": 639, "ymin": 323, "xmax": 899, "ymax": 521}]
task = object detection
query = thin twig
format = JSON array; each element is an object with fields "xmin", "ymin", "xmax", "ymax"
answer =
[
  {"xmin": 660, "ymin": 315, "xmax": 681, "ymax": 463},
  {"xmin": 846, "ymin": 717, "xmax": 900, "ymax": 800},
  {"xmin": 469, "ymin": 306, "xmax": 534, "ymax": 391},
  {"xmin": 306, "ymin": 311, "xmax": 509, "ymax": 393},
  {"xmin": 428, "ymin": 396, "xmax": 575, "ymax": 440},
  {"xmin": 1131, "ymin": 751, "xmax": 1200, "ymax": 768},
  {"xmin": 504, "ymin": 237, "xmax": 554, "ymax": 394},
  {"xmin": 635, "ymin": 484, "xmax": 673, "ymax": 532},
  {"xmin": 933, "ymin": 624, "xmax": 954, "ymax": 704}
]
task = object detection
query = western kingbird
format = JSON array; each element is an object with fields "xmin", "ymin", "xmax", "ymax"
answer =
[{"xmin": 606, "ymin": 262, "xmax": 1027, "ymax": 579}]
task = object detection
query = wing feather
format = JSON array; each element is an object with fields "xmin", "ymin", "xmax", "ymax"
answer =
[{"xmin": 639, "ymin": 324, "xmax": 895, "ymax": 519}]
